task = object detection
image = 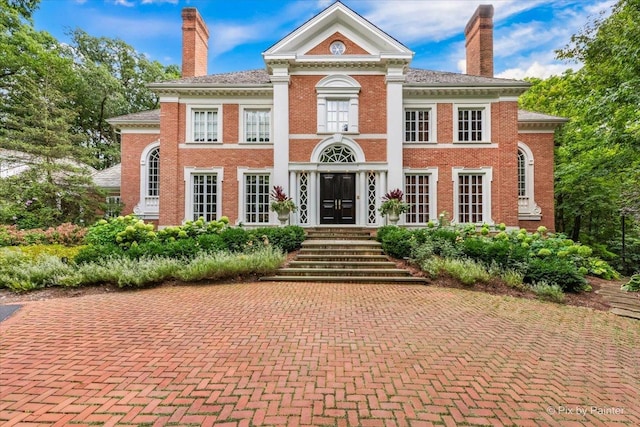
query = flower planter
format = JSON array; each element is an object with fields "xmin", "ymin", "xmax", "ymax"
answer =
[
  {"xmin": 387, "ymin": 211, "xmax": 400, "ymax": 225},
  {"xmin": 277, "ymin": 210, "xmax": 290, "ymax": 225}
]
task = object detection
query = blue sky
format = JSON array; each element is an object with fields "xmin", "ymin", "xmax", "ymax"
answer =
[{"xmin": 33, "ymin": 0, "xmax": 616, "ymax": 79}]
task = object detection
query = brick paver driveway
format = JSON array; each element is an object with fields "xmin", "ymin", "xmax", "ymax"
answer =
[{"xmin": 1, "ymin": 282, "xmax": 639, "ymax": 426}]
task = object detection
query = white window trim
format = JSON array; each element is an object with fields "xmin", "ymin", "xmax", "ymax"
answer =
[
  {"xmin": 237, "ymin": 167, "xmax": 274, "ymax": 225},
  {"xmin": 403, "ymin": 167, "xmax": 439, "ymax": 225},
  {"xmin": 239, "ymin": 107, "xmax": 272, "ymax": 144},
  {"xmin": 183, "ymin": 167, "xmax": 224, "ymax": 223},
  {"xmin": 133, "ymin": 141, "xmax": 160, "ymax": 219},
  {"xmin": 452, "ymin": 166, "xmax": 493, "ymax": 225},
  {"xmin": 517, "ymin": 142, "xmax": 542, "ymax": 220},
  {"xmin": 403, "ymin": 103, "xmax": 437, "ymax": 144},
  {"xmin": 185, "ymin": 104, "xmax": 223, "ymax": 144},
  {"xmin": 316, "ymin": 75, "xmax": 360, "ymax": 134},
  {"xmin": 454, "ymin": 103, "xmax": 491, "ymax": 143}
]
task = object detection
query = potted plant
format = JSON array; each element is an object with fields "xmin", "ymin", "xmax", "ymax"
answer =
[
  {"xmin": 379, "ymin": 188, "xmax": 409, "ymax": 225},
  {"xmin": 270, "ymin": 185, "xmax": 297, "ymax": 225}
]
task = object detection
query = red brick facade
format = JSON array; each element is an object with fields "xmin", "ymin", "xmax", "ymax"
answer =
[{"xmin": 111, "ymin": 3, "xmax": 562, "ymax": 231}]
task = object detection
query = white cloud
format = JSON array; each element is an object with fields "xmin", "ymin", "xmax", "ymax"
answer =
[
  {"xmin": 358, "ymin": 0, "xmax": 551, "ymax": 43},
  {"xmin": 496, "ymin": 61, "xmax": 572, "ymax": 79},
  {"xmin": 113, "ymin": 0, "xmax": 135, "ymax": 7}
]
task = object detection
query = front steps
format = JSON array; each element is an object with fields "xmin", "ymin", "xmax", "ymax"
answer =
[{"xmin": 261, "ymin": 228, "xmax": 427, "ymax": 284}]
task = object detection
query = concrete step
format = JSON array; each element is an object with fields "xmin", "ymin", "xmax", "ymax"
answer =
[
  {"xmin": 301, "ymin": 240, "xmax": 381, "ymax": 249},
  {"xmin": 260, "ymin": 275, "xmax": 427, "ymax": 284},
  {"xmin": 305, "ymin": 233, "xmax": 373, "ymax": 240},
  {"xmin": 272, "ymin": 268, "xmax": 412, "ymax": 277},
  {"xmin": 288, "ymin": 261, "xmax": 397, "ymax": 269},
  {"xmin": 298, "ymin": 248, "xmax": 385, "ymax": 256},
  {"xmin": 295, "ymin": 254, "xmax": 389, "ymax": 262}
]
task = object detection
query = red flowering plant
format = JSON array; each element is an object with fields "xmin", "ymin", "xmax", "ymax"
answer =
[
  {"xmin": 269, "ymin": 186, "xmax": 297, "ymax": 213},
  {"xmin": 379, "ymin": 189, "xmax": 410, "ymax": 216}
]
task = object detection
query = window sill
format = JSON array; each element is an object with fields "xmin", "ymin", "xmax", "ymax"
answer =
[{"xmin": 518, "ymin": 214, "xmax": 542, "ymax": 221}]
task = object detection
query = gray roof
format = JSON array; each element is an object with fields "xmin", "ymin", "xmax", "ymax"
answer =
[
  {"xmin": 518, "ymin": 109, "xmax": 567, "ymax": 123},
  {"xmin": 92, "ymin": 163, "xmax": 121, "ymax": 189},
  {"xmin": 154, "ymin": 69, "xmax": 272, "ymax": 86},
  {"xmin": 150, "ymin": 68, "xmax": 528, "ymax": 87},
  {"xmin": 107, "ymin": 109, "xmax": 160, "ymax": 125},
  {"xmin": 405, "ymin": 68, "xmax": 528, "ymax": 86}
]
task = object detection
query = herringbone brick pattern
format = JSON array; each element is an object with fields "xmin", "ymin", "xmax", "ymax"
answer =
[{"xmin": 1, "ymin": 283, "xmax": 638, "ymax": 426}]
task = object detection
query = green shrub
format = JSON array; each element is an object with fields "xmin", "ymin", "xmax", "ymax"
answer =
[
  {"xmin": 177, "ymin": 247, "xmax": 284, "ymax": 282},
  {"xmin": 0, "ymin": 255, "xmax": 75, "ymax": 292},
  {"xmin": 2, "ymin": 244, "xmax": 83, "ymax": 261},
  {"xmin": 524, "ymin": 258, "xmax": 586, "ymax": 292},
  {"xmin": 530, "ymin": 281, "xmax": 566, "ymax": 303},
  {"xmin": 74, "ymin": 243, "xmax": 124, "ymax": 264},
  {"xmin": 197, "ymin": 233, "xmax": 227, "ymax": 252},
  {"xmin": 219, "ymin": 227, "xmax": 250, "ymax": 252},
  {"xmin": 461, "ymin": 237, "xmax": 529, "ymax": 269},
  {"xmin": 377, "ymin": 226, "xmax": 413, "ymax": 258},
  {"xmin": 500, "ymin": 268, "xmax": 525, "ymax": 290},
  {"xmin": 439, "ymin": 258, "xmax": 491, "ymax": 285},
  {"xmin": 250, "ymin": 226, "xmax": 305, "ymax": 252},
  {"xmin": 621, "ymin": 274, "xmax": 640, "ymax": 292},
  {"xmin": 127, "ymin": 239, "xmax": 201, "ymax": 260}
]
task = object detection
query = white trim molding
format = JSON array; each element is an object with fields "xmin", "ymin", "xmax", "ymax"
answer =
[
  {"xmin": 316, "ymin": 74, "xmax": 361, "ymax": 134},
  {"xmin": 237, "ymin": 167, "xmax": 274, "ymax": 225},
  {"xmin": 403, "ymin": 167, "xmax": 439, "ymax": 225},
  {"xmin": 185, "ymin": 104, "xmax": 223, "ymax": 144},
  {"xmin": 517, "ymin": 142, "xmax": 542, "ymax": 220},
  {"xmin": 183, "ymin": 166, "xmax": 224, "ymax": 223},
  {"xmin": 452, "ymin": 166, "xmax": 494, "ymax": 225},
  {"xmin": 133, "ymin": 141, "xmax": 160, "ymax": 220},
  {"xmin": 453, "ymin": 103, "xmax": 492, "ymax": 143},
  {"xmin": 403, "ymin": 103, "xmax": 437, "ymax": 144}
]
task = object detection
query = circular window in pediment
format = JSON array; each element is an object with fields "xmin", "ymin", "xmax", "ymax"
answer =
[{"xmin": 330, "ymin": 40, "xmax": 346, "ymax": 55}]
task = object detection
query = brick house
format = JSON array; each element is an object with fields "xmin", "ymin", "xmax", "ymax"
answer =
[{"xmin": 108, "ymin": 2, "xmax": 564, "ymax": 230}]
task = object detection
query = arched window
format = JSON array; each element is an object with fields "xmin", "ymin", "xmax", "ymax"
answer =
[
  {"xmin": 517, "ymin": 149, "xmax": 526, "ymax": 198},
  {"xmin": 134, "ymin": 142, "xmax": 160, "ymax": 219},
  {"xmin": 147, "ymin": 147, "xmax": 160, "ymax": 197},
  {"xmin": 517, "ymin": 142, "xmax": 541, "ymax": 220},
  {"xmin": 319, "ymin": 145, "xmax": 356, "ymax": 163}
]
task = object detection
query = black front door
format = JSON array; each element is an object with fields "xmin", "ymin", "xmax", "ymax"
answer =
[{"xmin": 320, "ymin": 173, "xmax": 356, "ymax": 224}]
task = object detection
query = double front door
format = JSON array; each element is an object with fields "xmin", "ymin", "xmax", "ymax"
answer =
[{"xmin": 320, "ymin": 173, "xmax": 356, "ymax": 224}]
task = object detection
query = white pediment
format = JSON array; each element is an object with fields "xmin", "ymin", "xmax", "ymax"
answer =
[{"xmin": 263, "ymin": 1, "xmax": 413, "ymax": 64}]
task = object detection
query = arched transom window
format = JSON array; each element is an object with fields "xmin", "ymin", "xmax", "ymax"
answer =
[{"xmin": 319, "ymin": 145, "xmax": 356, "ymax": 163}]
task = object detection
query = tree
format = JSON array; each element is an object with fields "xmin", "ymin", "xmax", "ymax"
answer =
[
  {"xmin": 520, "ymin": 0, "xmax": 640, "ymax": 271},
  {"xmin": 68, "ymin": 30, "xmax": 180, "ymax": 168},
  {"xmin": 0, "ymin": 46, "xmax": 102, "ymax": 228}
]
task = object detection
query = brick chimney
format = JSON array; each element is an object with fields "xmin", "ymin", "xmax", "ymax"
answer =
[
  {"xmin": 464, "ymin": 4, "xmax": 494, "ymax": 77},
  {"xmin": 181, "ymin": 7, "xmax": 209, "ymax": 78}
]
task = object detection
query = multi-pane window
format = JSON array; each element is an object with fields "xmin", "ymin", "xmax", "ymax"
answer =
[
  {"xmin": 192, "ymin": 174, "xmax": 217, "ymax": 221},
  {"xmin": 245, "ymin": 110, "xmax": 270, "ymax": 142},
  {"xmin": 193, "ymin": 110, "xmax": 218, "ymax": 142},
  {"xmin": 517, "ymin": 149, "xmax": 526, "ymax": 197},
  {"xmin": 105, "ymin": 196, "xmax": 122, "ymax": 218},
  {"xmin": 405, "ymin": 110, "xmax": 430, "ymax": 142},
  {"xmin": 147, "ymin": 147, "xmax": 160, "ymax": 197},
  {"xmin": 458, "ymin": 109, "xmax": 483, "ymax": 142},
  {"xmin": 405, "ymin": 175, "xmax": 430, "ymax": 224},
  {"xmin": 327, "ymin": 100, "xmax": 349, "ymax": 132},
  {"xmin": 458, "ymin": 174, "xmax": 484, "ymax": 223},
  {"xmin": 245, "ymin": 174, "xmax": 270, "ymax": 223}
]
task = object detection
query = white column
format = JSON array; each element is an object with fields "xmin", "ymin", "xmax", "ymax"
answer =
[
  {"xmin": 271, "ymin": 64, "xmax": 290, "ymax": 194},
  {"xmin": 386, "ymin": 66, "xmax": 405, "ymax": 193}
]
